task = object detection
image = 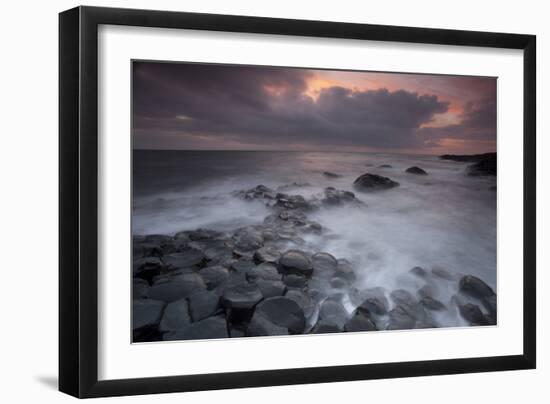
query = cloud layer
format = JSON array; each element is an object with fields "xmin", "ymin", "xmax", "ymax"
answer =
[{"xmin": 133, "ymin": 62, "xmax": 496, "ymax": 153}]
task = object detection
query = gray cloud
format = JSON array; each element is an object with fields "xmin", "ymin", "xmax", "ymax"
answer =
[{"xmin": 133, "ymin": 62, "xmax": 494, "ymax": 151}]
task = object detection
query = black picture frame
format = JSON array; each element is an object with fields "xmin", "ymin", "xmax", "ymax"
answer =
[{"xmin": 59, "ymin": 5, "xmax": 536, "ymax": 398}]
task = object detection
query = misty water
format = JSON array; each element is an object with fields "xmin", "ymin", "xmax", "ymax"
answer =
[{"xmin": 133, "ymin": 150, "xmax": 496, "ymax": 329}]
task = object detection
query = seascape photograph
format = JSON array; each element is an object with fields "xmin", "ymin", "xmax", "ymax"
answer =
[{"xmin": 131, "ymin": 61, "xmax": 497, "ymax": 342}]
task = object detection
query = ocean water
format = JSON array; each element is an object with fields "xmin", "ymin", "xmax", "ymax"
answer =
[{"xmin": 133, "ymin": 150, "xmax": 496, "ymax": 327}]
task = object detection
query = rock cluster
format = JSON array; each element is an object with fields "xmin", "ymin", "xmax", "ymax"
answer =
[{"xmin": 133, "ymin": 168, "xmax": 496, "ymax": 342}]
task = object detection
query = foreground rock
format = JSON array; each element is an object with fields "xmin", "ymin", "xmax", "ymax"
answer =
[
  {"xmin": 149, "ymin": 273, "xmax": 206, "ymax": 303},
  {"xmin": 164, "ymin": 316, "xmax": 228, "ymax": 341},
  {"xmin": 133, "ymin": 299, "xmax": 165, "ymax": 342},
  {"xmin": 321, "ymin": 187, "xmax": 361, "ymax": 206},
  {"xmin": 279, "ymin": 250, "xmax": 313, "ymax": 277},
  {"xmin": 459, "ymin": 275, "xmax": 495, "ymax": 299},
  {"xmin": 353, "ymin": 173, "xmax": 399, "ymax": 192},
  {"xmin": 248, "ymin": 297, "xmax": 306, "ymax": 335},
  {"xmin": 221, "ymin": 283, "xmax": 263, "ymax": 323},
  {"xmin": 405, "ymin": 166, "xmax": 428, "ymax": 175}
]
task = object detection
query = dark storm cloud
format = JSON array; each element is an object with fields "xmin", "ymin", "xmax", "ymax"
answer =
[{"xmin": 132, "ymin": 62, "xmax": 494, "ymax": 151}]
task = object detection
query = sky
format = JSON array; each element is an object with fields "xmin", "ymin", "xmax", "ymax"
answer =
[{"xmin": 132, "ymin": 61, "xmax": 496, "ymax": 155}]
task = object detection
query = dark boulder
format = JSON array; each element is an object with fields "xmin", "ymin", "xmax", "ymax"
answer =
[
  {"xmin": 248, "ymin": 297, "xmax": 306, "ymax": 335},
  {"xmin": 230, "ymin": 258, "xmax": 256, "ymax": 275},
  {"xmin": 188, "ymin": 290, "xmax": 220, "ymax": 322},
  {"xmin": 311, "ymin": 252, "xmax": 338, "ymax": 275},
  {"xmin": 149, "ymin": 273, "xmax": 206, "ymax": 303},
  {"xmin": 199, "ymin": 266, "xmax": 230, "ymax": 290},
  {"xmin": 390, "ymin": 289, "xmax": 417, "ymax": 308},
  {"xmin": 344, "ymin": 311, "xmax": 377, "ymax": 332},
  {"xmin": 409, "ymin": 266, "xmax": 427, "ymax": 278},
  {"xmin": 458, "ymin": 303, "xmax": 491, "ymax": 326},
  {"xmin": 353, "ymin": 173, "xmax": 399, "ymax": 192},
  {"xmin": 279, "ymin": 250, "xmax": 313, "ymax": 277},
  {"xmin": 133, "ymin": 278, "xmax": 150, "ymax": 299},
  {"xmin": 440, "ymin": 153, "xmax": 495, "ymax": 163},
  {"xmin": 164, "ymin": 315, "xmax": 228, "ymax": 341},
  {"xmin": 378, "ymin": 164, "xmax": 392, "ymax": 168},
  {"xmin": 133, "ymin": 299, "xmax": 165, "ymax": 342},
  {"xmin": 387, "ymin": 305, "xmax": 416, "ymax": 330},
  {"xmin": 133, "ymin": 256, "xmax": 164, "ymax": 282},
  {"xmin": 283, "ymin": 274, "xmax": 308, "ymax": 289},
  {"xmin": 233, "ymin": 228, "xmax": 263, "ymax": 257},
  {"xmin": 355, "ymin": 288, "xmax": 389, "ymax": 315},
  {"xmin": 163, "ymin": 249, "xmax": 205, "ymax": 271},
  {"xmin": 319, "ymin": 298, "xmax": 349, "ymax": 329},
  {"xmin": 405, "ymin": 166, "xmax": 428, "ymax": 175},
  {"xmin": 221, "ymin": 283, "xmax": 263, "ymax": 311},
  {"xmin": 459, "ymin": 275, "xmax": 495, "ymax": 299},
  {"xmin": 311, "ymin": 319, "xmax": 342, "ymax": 334},
  {"xmin": 467, "ymin": 154, "xmax": 497, "ymax": 176},
  {"xmin": 248, "ymin": 262, "xmax": 282, "ymax": 282},
  {"xmin": 321, "ymin": 187, "xmax": 360, "ymax": 206},
  {"xmin": 159, "ymin": 298, "xmax": 191, "ymax": 334},
  {"xmin": 254, "ymin": 246, "xmax": 281, "ymax": 263},
  {"xmin": 253, "ymin": 278, "xmax": 286, "ymax": 298},
  {"xmin": 420, "ymin": 296, "xmax": 446, "ymax": 311}
]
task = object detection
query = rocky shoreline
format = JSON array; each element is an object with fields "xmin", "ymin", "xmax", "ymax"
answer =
[{"xmin": 133, "ymin": 168, "xmax": 497, "ymax": 342}]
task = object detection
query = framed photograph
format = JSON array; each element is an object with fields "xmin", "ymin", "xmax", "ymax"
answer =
[{"xmin": 59, "ymin": 6, "xmax": 536, "ymax": 398}]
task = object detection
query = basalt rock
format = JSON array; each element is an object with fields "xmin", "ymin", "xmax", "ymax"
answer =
[
  {"xmin": 279, "ymin": 250, "xmax": 313, "ymax": 277},
  {"xmin": 459, "ymin": 275, "xmax": 495, "ymax": 299},
  {"xmin": 248, "ymin": 296, "xmax": 306, "ymax": 336},
  {"xmin": 353, "ymin": 173, "xmax": 399, "ymax": 192},
  {"xmin": 133, "ymin": 299, "xmax": 165, "ymax": 342},
  {"xmin": 405, "ymin": 166, "xmax": 428, "ymax": 175},
  {"xmin": 149, "ymin": 273, "xmax": 207, "ymax": 303},
  {"xmin": 164, "ymin": 315, "xmax": 228, "ymax": 341}
]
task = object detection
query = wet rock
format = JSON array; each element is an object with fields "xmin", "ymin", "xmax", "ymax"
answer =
[
  {"xmin": 199, "ymin": 266, "xmax": 230, "ymax": 290},
  {"xmin": 431, "ymin": 267, "xmax": 454, "ymax": 280},
  {"xmin": 321, "ymin": 187, "xmax": 360, "ymax": 206},
  {"xmin": 149, "ymin": 273, "xmax": 207, "ymax": 303},
  {"xmin": 458, "ymin": 303, "xmax": 491, "ymax": 326},
  {"xmin": 283, "ymin": 274, "xmax": 307, "ymax": 289},
  {"xmin": 311, "ymin": 319, "xmax": 342, "ymax": 333},
  {"xmin": 387, "ymin": 305, "xmax": 416, "ymax": 330},
  {"xmin": 188, "ymin": 291, "xmax": 220, "ymax": 322},
  {"xmin": 319, "ymin": 298, "xmax": 349, "ymax": 329},
  {"xmin": 203, "ymin": 245, "xmax": 233, "ymax": 263},
  {"xmin": 253, "ymin": 278, "xmax": 286, "ymax": 298},
  {"xmin": 187, "ymin": 228, "xmax": 222, "ymax": 241},
  {"xmin": 133, "ymin": 240, "xmax": 164, "ymax": 259},
  {"xmin": 285, "ymin": 289, "xmax": 316, "ymax": 323},
  {"xmin": 275, "ymin": 193, "xmax": 313, "ymax": 211},
  {"xmin": 254, "ymin": 246, "xmax": 281, "ymax": 263},
  {"xmin": 353, "ymin": 173, "xmax": 399, "ymax": 192},
  {"xmin": 248, "ymin": 262, "xmax": 282, "ymax": 282},
  {"xmin": 390, "ymin": 289, "xmax": 417, "ymax": 308},
  {"xmin": 279, "ymin": 250, "xmax": 313, "ymax": 277},
  {"xmin": 133, "ymin": 278, "xmax": 150, "ymax": 299},
  {"xmin": 163, "ymin": 249, "xmax": 205, "ymax": 271},
  {"xmin": 335, "ymin": 259, "xmax": 356, "ymax": 281},
  {"xmin": 483, "ymin": 294, "xmax": 497, "ymax": 320},
  {"xmin": 236, "ymin": 185, "xmax": 276, "ymax": 201},
  {"xmin": 459, "ymin": 275, "xmax": 495, "ymax": 299},
  {"xmin": 344, "ymin": 311, "xmax": 377, "ymax": 332},
  {"xmin": 233, "ymin": 229, "xmax": 263, "ymax": 257},
  {"xmin": 409, "ymin": 266, "xmax": 427, "ymax": 278},
  {"xmin": 355, "ymin": 288, "xmax": 389, "ymax": 315},
  {"xmin": 379, "ymin": 164, "xmax": 393, "ymax": 168},
  {"xmin": 420, "ymin": 296, "xmax": 446, "ymax": 311},
  {"xmin": 164, "ymin": 315, "xmax": 228, "ymax": 341},
  {"xmin": 159, "ymin": 298, "xmax": 191, "ymax": 333},
  {"xmin": 229, "ymin": 326, "xmax": 246, "ymax": 338},
  {"xmin": 133, "ymin": 256, "xmax": 164, "ymax": 282},
  {"xmin": 231, "ymin": 258, "xmax": 256, "ymax": 275},
  {"xmin": 311, "ymin": 252, "xmax": 338, "ymax": 275},
  {"xmin": 133, "ymin": 299, "xmax": 165, "ymax": 342},
  {"xmin": 248, "ymin": 297, "xmax": 306, "ymax": 335},
  {"xmin": 417, "ymin": 284, "xmax": 436, "ymax": 299},
  {"xmin": 323, "ymin": 171, "xmax": 342, "ymax": 178},
  {"xmin": 221, "ymin": 283, "xmax": 263, "ymax": 324},
  {"xmin": 405, "ymin": 166, "xmax": 428, "ymax": 175}
]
